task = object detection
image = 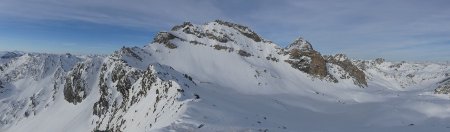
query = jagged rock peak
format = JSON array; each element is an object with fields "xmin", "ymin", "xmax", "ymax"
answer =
[
  {"xmin": 284, "ymin": 38, "xmax": 336, "ymax": 82},
  {"xmin": 287, "ymin": 37, "xmax": 313, "ymax": 51}
]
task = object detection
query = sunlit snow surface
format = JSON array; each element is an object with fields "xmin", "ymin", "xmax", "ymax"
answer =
[{"xmin": 1, "ymin": 22, "xmax": 450, "ymax": 132}]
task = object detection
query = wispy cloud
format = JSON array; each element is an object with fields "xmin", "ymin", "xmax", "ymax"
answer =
[
  {"xmin": 0, "ymin": 0, "xmax": 225, "ymax": 28},
  {"xmin": 0, "ymin": 0, "xmax": 449, "ymax": 61}
]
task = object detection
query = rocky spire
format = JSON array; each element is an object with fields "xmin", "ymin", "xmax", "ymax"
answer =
[{"xmin": 284, "ymin": 37, "xmax": 337, "ymax": 82}]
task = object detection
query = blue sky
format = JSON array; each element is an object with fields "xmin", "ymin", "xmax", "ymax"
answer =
[{"xmin": 0, "ymin": 0, "xmax": 449, "ymax": 61}]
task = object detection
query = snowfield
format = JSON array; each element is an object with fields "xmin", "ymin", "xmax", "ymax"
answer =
[{"xmin": 1, "ymin": 21, "xmax": 450, "ymax": 132}]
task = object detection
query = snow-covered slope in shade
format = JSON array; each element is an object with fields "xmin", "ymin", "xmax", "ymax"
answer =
[
  {"xmin": 1, "ymin": 20, "xmax": 450, "ymax": 132},
  {"xmin": 0, "ymin": 51, "xmax": 25, "ymax": 64}
]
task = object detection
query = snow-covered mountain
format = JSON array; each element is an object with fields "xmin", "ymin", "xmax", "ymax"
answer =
[{"xmin": 1, "ymin": 20, "xmax": 450, "ymax": 132}]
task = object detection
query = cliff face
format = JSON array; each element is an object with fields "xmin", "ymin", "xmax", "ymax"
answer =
[
  {"xmin": 284, "ymin": 37, "xmax": 369, "ymax": 86},
  {"xmin": 285, "ymin": 46, "xmax": 336, "ymax": 82}
]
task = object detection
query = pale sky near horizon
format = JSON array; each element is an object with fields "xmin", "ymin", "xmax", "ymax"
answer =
[{"xmin": 0, "ymin": 0, "xmax": 449, "ymax": 61}]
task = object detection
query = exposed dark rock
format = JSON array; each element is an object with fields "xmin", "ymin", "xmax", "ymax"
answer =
[
  {"xmin": 285, "ymin": 37, "xmax": 337, "ymax": 82},
  {"xmin": 183, "ymin": 74, "xmax": 193, "ymax": 82},
  {"xmin": 374, "ymin": 58, "xmax": 385, "ymax": 64},
  {"xmin": 435, "ymin": 77, "xmax": 450, "ymax": 94},
  {"xmin": 205, "ymin": 32, "xmax": 231, "ymax": 43},
  {"xmin": 172, "ymin": 20, "xmax": 265, "ymax": 44},
  {"xmin": 265, "ymin": 54, "xmax": 279, "ymax": 62},
  {"xmin": 389, "ymin": 63, "xmax": 403, "ymax": 68},
  {"xmin": 92, "ymin": 62, "xmax": 193, "ymax": 131},
  {"xmin": 324, "ymin": 54, "xmax": 368, "ymax": 87},
  {"xmin": 64, "ymin": 63, "xmax": 87, "ymax": 104},
  {"xmin": 194, "ymin": 94, "xmax": 200, "ymax": 99},
  {"xmin": 171, "ymin": 22, "xmax": 194, "ymax": 31},
  {"xmin": 238, "ymin": 50, "xmax": 252, "ymax": 57},
  {"xmin": 93, "ymin": 64, "xmax": 109, "ymax": 116},
  {"xmin": 111, "ymin": 63, "xmax": 141, "ymax": 108},
  {"xmin": 114, "ymin": 67, "xmax": 132, "ymax": 105},
  {"xmin": 118, "ymin": 47, "xmax": 143, "ymax": 61},
  {"xmin": 214, "ymin": 20, "xmax": 262, "ymax": 42},
  {"xmin": 354, "ymin": 60, "xmax": 370, "ymax": 70},
  {"xmin": 181, "ymin": 26, "xmax": 206, "ymax": 38},
  {"xmin": 24, "ymin": 111, "xmax": 30, "ymax": 117},
  {"xmin": 177, "ymin": 23, "xmax": 232, "ymax": 43},
  {"xmin": 132, "ymin": 66, "xmax": 157, "ymax": 105},
  {"xmin": 189, "ymin": 41, "xmax": 207, "ymax": 46},
  {"xmin": 153, "ymin": 32, "xmax": 179, "ymax": 49},
  {"xmin": 285, "ymin": 49, "xmax": 333, "ymax": 80},
  {"xmin": 286, "ymin": 37, "xmax": 313, "ymax": 51},
  {"xmin": 177, "ymin": 89, "xmax": 184, "ymax": 93},
  {"xmin": 214, "ymin": 45, "xmax": 228, "ymax": 50},
  {"xmin": 93, "ymin": 62, "xmax": 142, "ymax": 131},
  {"xmin": 406, "ymin": 74, "xmax": 415, "ymax": 78}
]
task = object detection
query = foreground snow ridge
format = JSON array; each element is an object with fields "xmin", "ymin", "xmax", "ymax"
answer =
[{"xmin": 1, "ymin": 20, "xmax": 450, "ymax": 132}]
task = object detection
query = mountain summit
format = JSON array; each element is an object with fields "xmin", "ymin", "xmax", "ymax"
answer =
[
  {"xmin": 1, "ymin": 20, "xmax": 450, "ymax": 132},
  {"xmin": 287, "ymin": 37, "xmax": 314, "ymax": 51}
]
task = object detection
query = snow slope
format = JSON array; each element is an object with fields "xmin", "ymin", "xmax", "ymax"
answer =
[{"xmin": 1, "ymin": 20, "xmax": 450, "ymax": 132}]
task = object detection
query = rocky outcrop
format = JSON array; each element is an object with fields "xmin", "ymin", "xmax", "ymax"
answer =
[
  {"xmin": 213, "ymin": 45, "xmax": 234, "ymax": 52},
  {"xmin": 172, "ymin": 22, "xmax": 233, "ymax": 43},
  {"xmin": 92, "ymin": 56, "xmax": 196, "ymax": 131},
  {"xmin": 171, "ymin": 22, "xmax": 194, "ymax": 31},
  {"xmin": 374, "ymin": 58, "xmax": 385, "ymax": 65},
  {"xmin": 265, "ymin": 54, "xmax": 279, "ymax": 62},
  {"xmin": 324, "ymin": 54, "xmax": 367, "ymax": 87},
  {"xmin": 63, "ymin": 63, "xmax": 87, "ymax": 104},
  {"xmin": 116, "ymin": 47, "xmax": 143, "ymax": 61},
  {"xmin": 153, "ymin": 32, "xmax": 180, "ymax": 49},
  {"xmin": 285, "ymin": 37, "xmax": 337, "ymax": 82},
  {"xmin": 214, "ymin": 20, "xmax": 262, "ymax": 42},
  {"xmin": 63, "ymin": 57, "xmax": 103, "ymax": 105},
  {"xmin": 92, "ymin": 64, "xmax": 109, "ymax": 117},
  {"xmin": 171, "ymin": 20, "xmax": 262, "ymax": 43},
  {"xmin": 238, "ymin": 50, "xmax": 252, "ymax": 57},
  {"xmin": 435, "ymin": 78, "xmax": 450, "ymax": 94},
  {"xmin": 93, "ymin": 60, "xmax": 140, "ymax": 131}
]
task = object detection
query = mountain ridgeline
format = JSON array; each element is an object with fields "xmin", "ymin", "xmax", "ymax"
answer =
[
  {"xmin": 1, "ymin": 20, "xmax": 450, "ymax": 132},
  {"xmin": 156, "ymin": 20, "xmax": 367, "ymax": 87}
]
